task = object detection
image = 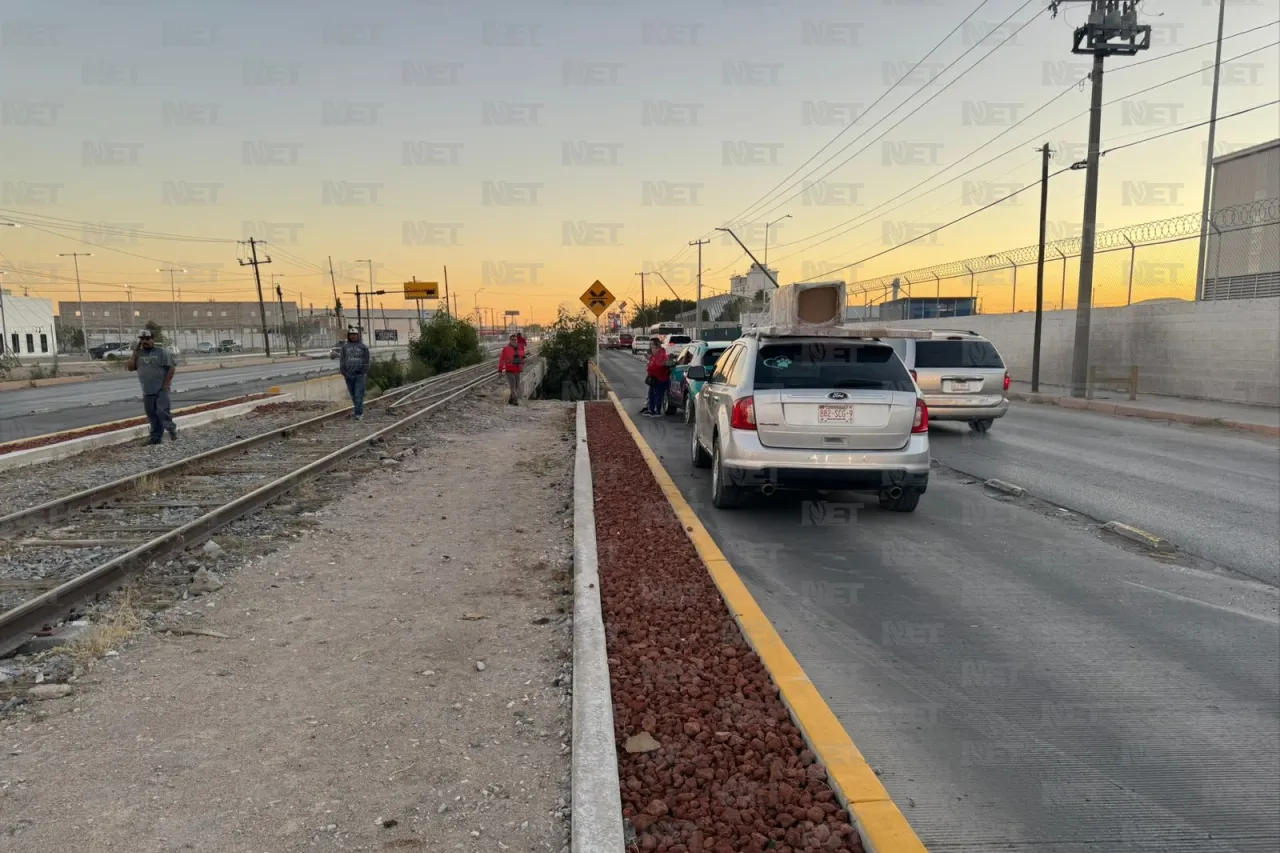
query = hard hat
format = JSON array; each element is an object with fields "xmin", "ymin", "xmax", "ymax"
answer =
[
  {"xmin": 347, "ymin": 326, "xmax": 359, "ymax": 335},
  {"xmin": 138, "ymin": 329, "xmax": 153, "ymax": 339}
]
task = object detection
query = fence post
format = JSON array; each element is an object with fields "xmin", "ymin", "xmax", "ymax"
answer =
[
  {"xmin": 1128, "ymin": 365, "xmax": 1139, "ymax": 401},
  {"xmin": 1086, "ymin": 365, "xmax": 1096, "ymax": 400}
]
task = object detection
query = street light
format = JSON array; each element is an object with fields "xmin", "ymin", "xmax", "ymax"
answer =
[
  {"xmin": 0, "ymin": 222, "xmax": 20, "ymax": 357},
  {"xmin": 354, "ymin": 259, "xmax": 375, "ymax": 332},
  {"xmin": 58, "ymin": 251, "xmax": 93, "ymax": 354},
  {"xmin": 157, "ymin": 267, "xmax": 186, "ymax": 348},
  {"xmin": 763, "ymin": 214, "xmax": 792, "ymax": 269}
]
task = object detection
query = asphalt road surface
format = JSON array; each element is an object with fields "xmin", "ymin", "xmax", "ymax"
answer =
[
  {"xmin": 598, "ymin": 349, "xmax": 1280, "ymax": 853},
  {"xmin": 0, "ymin": 359, "xmax": 336, "ymax": 442}
]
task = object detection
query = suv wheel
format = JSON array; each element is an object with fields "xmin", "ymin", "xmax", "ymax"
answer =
[
  {"xmin": 664, "ymin": 394, "xmax": 678, "ymax": 416},
  {"xmin": 879, "ymin": 490, "xmax": 922, "ymax": 513},
  {"xmin": 690, "ymin": 428, "xmax": 711, "ymax": 469},
  {"xmin": 683, "ymin": 394, "xmax": 695, "ymax": 425},
  {"xmin": 969, "ymin": 418, "xmax": 994, "ymax": 433},
  {"xmin": 710, "ymin": 440, "xmax": 741, "ymax": 508}
]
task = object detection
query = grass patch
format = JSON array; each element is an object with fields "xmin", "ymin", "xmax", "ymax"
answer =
[
  {"xmin": 514, "ymin": 452, "xmax": 559, "ymax": 476},
  {"xmin": 133, "ymin": 474, "xmax": 163, "ymax": 495},
  {"xmin": 61, "ymin": 589, "xmax": 143, "ymax": 663}
]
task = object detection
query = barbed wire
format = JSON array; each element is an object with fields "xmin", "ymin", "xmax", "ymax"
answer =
[{"xmin": 852, "ymin": 197, "xmax": 1280, "ymax": 292}]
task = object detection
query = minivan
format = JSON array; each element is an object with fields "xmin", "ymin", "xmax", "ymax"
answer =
[{"xmin": 884, "ymin": 330, "xmax": 1010, "ymax": 432}]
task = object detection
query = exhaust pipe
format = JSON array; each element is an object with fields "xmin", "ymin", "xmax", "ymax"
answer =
[
  {"xmin": 885, "ymin": 486, "xmax": 904, "ymax": 500},
  {"xmin": 761, "ymin": 484, "xmax": 776, "ymax": 497}
]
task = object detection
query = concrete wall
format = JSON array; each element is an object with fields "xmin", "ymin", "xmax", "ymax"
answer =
[{"xmin": 857, "ymin": 296, "xmax": 1280, "ymax": 406}]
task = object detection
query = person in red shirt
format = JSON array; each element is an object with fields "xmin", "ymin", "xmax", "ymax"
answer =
[
  {"xmin": 499, "ymin": 333, "xmax": 525, "ymax": 406},
  {"xmin": 516, "ymin": 331, "xmax": 527, "ymax": 360},
  {"xmin": 643, "ymin": 337, "xmax": 671, "ymax": 416}
]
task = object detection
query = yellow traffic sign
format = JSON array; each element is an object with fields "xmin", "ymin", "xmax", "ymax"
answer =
[
  {"xmin": 404, "ymin": 280, "xmax": 438, "ymax": 300},
  {"xmin": 580, "ymin": 280, "xmax": 615, "ymax": 317}
]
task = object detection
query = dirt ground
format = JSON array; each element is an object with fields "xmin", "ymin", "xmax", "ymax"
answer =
[{"xmin": 0, "ymin": 399, "xmax": 576, "ymax": 853}]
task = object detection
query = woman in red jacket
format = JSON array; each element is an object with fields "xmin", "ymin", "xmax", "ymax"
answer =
[
  {"xmin": 643, "ymin": 337, "xmax": 671, "ymax": 416},
  {"xmin": 499, "ymin": 333, "xmax": 524, "ymax": 406}
]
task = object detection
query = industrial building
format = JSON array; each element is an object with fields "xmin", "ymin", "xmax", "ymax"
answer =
[
  {"xmin": 1200, "ymin": 138, "xmax": 1280, "ymax": 301},
  {"xmin": 877, "ymin": 296, "xmax": 977, "ymax": 321},
  {"xmin": 0, "ymin": 294, "xmax": 58, "ymax": 358},
  {"xmin": 59, "ymin": 299, "xmax": 308, "ymax": 351}
]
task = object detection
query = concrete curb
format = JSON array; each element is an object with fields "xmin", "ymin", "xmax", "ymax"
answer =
[
  {"xmin": 983, "ymin": 478, "xmax": 1026, "ymax": 498},
  {"xmin": 570, "ymin": 402, "xmax": 626, "ymax": 853},
  {"xmin": 1102, "ymin": 521, "xmax": 1175, "ymax": 553},
  {"xmin": 1009, "ymin": 391, "xmax": 1280, "ymax": 437},
  {"xmin": 0, "ymin": 394, "xmax": 289, "ymax": 473},
  {"xmin": 605, "ymin": 391, "xmax": 929, "ymax": 853}
]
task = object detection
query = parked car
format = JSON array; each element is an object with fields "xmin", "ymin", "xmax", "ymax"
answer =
[
  {"xmin": 89, "ymin": 341, "xmax": 128, "ymax": 359},
  {"xmin": 101, "ymin": 345, "xmax": 132, "ymax": 359},
  {"xmin": 883, "ymin": 330, "xmax": 1009, "ymax": 433},
  {"xmin": 329, "ymin": 344, "xmax": 342, "ymax": 359},
  {"xmin": 195, "ymin": 341, "xmax": 216, "ymax": 354},
  {"xmin": 618, "ymin": 332, "xmax": 633, "ymax": 350},
  {"xmin": 667, "ymin": 341, "xmax": 730, "ymax": 423},
  {"xmin": 216, "ymin": 339, "xmax": 243, "ymax": 353},
  {"xmin": 687, "ymin": 327, "xmax": 930, "ymax": 511},
  {"xmin": 661, "ymin": 333, "xmax": 693, "ymax": 359},
  {"xmin": 630, "ymin": 336, "xmax": 650, "ymax": 355}
]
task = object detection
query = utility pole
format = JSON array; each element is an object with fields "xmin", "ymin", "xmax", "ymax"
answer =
[
  {"xmin": 690, "ymin": 238, "xmax": 709, "ymax": 340},
  {"xmin": 1032, "ymin": 143, "xmax": 1051, "ymax": 393},
  {"xmin": 715, "ymin": 228, "xmax": 779, "ymax": 288},
  {"xmin": 442, "ymin": 266, "xmax": 451, "ymax": 318},
  {"xmin": 1195, "ymin": 0, "xmax": 1227, "ymax": 301},
  {"xmin": 57, "ymin": 251, "xmax": 93, "ymax": 354},
  {"xmin": 355, "ymin": 259, "xmax": 374, "ymax": 337},
  {"xmin": 763, "ymin": 214, "xmax": 791, "ymax": 269},
  {"xmin": 327, "ymin": 256, "xmax": 343, "ymax": 331},
  {"xmin": 237, "ymin": 237, "xmax": 273, "ymax": 357},
  {"xmin": 275, "ymin": 280, "xmax": 291, "ymax": 356},
  {"xmin": 1050, "ymin": 0, "xmax": 1150, "ymax": 397},
  {"xmin": 635, "ymin": 272, "xmax": 646, "ymax": 323},
  {"xmin": 159, "ymin": 267, "xmax": 185, "ymax": 350}
]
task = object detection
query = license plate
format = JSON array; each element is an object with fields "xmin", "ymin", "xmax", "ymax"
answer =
[
  {"xmin": 948, "ymin": 381, "xmax": 974, "ymax": 393},
  {"xmin": 819, "ymin": 405, "xmax": 855, "ymax": 423}
]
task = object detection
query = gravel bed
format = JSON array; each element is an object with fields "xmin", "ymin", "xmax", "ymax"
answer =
[
  {"xmin": 586, "ymin": 402, "xmax": 865, "ymax": 853},
  {"xmin": 0, "ymin": 402, "xmax": 331, "ymax": 514}
]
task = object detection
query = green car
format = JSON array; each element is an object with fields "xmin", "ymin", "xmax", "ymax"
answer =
[{"xmin": 666, "ymin": 341, "xmax": 730, "ymax": 423}]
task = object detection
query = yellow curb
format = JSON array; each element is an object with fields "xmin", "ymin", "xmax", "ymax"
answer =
[{"xmin": 603, "ymin": 391, "xmax": 929, "ymax": 853}]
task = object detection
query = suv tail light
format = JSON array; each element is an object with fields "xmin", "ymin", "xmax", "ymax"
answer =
[
  {"xmin": 731, "ymin": 396, "xmax": 757, "ymax": 431},
  {"xmin": 912, "ymin": 398, "xmax": 929, "ymax": 433},
  {"xmin": 1003, "ymin": 371, "xmax": 1011, "ymax": 391}
]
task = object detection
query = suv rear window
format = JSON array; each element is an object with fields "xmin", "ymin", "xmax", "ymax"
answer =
[
  {"xmin": 702, "ymin": 348, "xmax": 727, "ymax": 366},
  {"xmin": 753, "ymin": 342, "xmax": 915, "ymax": 391},
  {"xmin": 914, "ymin": 340, "xmax": 1004, "ymax": 369},
  {"xmin": 667, "ymin": 335, "xmax": 691, "ymax": 345}
]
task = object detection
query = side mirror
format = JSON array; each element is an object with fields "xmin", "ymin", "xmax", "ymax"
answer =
[{"xmin": 686, "ymin": 366, "xmax": 708, "ymax": 381}]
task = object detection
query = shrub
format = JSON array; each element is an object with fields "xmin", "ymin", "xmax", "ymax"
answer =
[
  {"xmin": 412, "ymin": 313, "xmax": 484, "ymax": 374},
  {"xmin": 538, "ymin": 308, "xmax": 596, "ymax": 399},
  {"xmin": 366, "ymin": 354, "xmax": 406, "ymax": 394}
]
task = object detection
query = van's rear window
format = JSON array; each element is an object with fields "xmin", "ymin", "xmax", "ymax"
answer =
[
  {"xmin": 914, "ymin": 340, "xmax": 1004, "ymax": 369},
  {"xmin": 753, "ymin": 343, "xmax": 915, "ymax": 391}
]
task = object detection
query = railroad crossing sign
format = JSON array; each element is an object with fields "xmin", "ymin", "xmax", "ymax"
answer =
[
  {"xmin": 580, "ymin": 280, "xmax": 615, "ymax": 317},
  {"xmin": 404, "ymin": 280, "xmax": 438, "ymax": 300}
]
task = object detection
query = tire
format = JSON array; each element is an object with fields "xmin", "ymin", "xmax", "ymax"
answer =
[
  {"xmin": 683, "ymin": 394, "xmax": 695, "ymax": 425},
  {"xmin": 664, "ymin": 394, "xmax": 679, "ymax": 416},
  {"xmin": 969, "ymin": 418, "xmax": 994, "ymax": 433},
  {"xmin": 880, "ymin": 490, "xmax": 922, "ymax": 513},
  {"xmin": 710, "ymin": 440, "xmax": 742, "ymax": 508},
  {"xmin": 691, "ymin": 427, "xmax": 711, "ymax": 469}
]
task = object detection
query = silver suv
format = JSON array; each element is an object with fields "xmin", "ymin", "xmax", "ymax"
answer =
[
  {"xmin": 884, "ymin": 330, "xmax": 1009, "ymax": 433},
  {"xmin": 686, "ymin": 329, "xmax": 931, "ymax": 512}
]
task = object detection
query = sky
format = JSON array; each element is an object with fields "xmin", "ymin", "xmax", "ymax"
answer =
[{"xmin": 0, "ymin": 0, "xmax": 1277, "ymax": 325}]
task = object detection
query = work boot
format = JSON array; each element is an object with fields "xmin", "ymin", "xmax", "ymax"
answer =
[{"xmin": 167, "ymin": 427, "xmax": 178, "ymax": 441}]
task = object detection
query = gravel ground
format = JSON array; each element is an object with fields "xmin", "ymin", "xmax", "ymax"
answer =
[
  {"xmin": 0, "ymin": 402, "xmax": 332, "ymax": 514},
  {"xmin": 0, "ymin": 394, "xmax": 576, "ymax": 853},
  {"xmin": 586, "ymin": 403, "xmax": 864, "ymax": 853}
]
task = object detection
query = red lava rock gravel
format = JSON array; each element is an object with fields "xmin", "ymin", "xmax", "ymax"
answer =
[
  {"xmin": 0, "ymin": 393, "xmax": 277, "ymax": 455},
  {"xmin": 586, "ymin": 402, "xmax": 864, "ymax": 853}
]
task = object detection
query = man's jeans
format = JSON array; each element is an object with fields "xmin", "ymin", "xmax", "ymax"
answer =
[
  {"xmin": 646, "ymin": 379, "xmax": 669, "ymax": 414},
  {"xmin": 143, "ymin": 389, "xmax": 175, "ymax": 441},
  {"xmin": 344, "ymin": 373, "xmax": 367, "ymax": 416}
]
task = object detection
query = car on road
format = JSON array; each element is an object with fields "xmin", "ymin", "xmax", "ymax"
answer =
[
  {"xmin": 101, "ymin": 345, "xmax": 132, "ymax": 359},
  {"xmin": 660, "ymin": 333, "xmax": 692, "ymax": 359},
  {"xmin": 667, "ymin": 341, "xmax": 730, "ymax": 423},
  {"xmin": 687, "ymin": 327, "xmax": 931, "ymax": 511},
  {"xmin": 89, "ymin": 341, "xmax": 128, "ymax": 360},
  {"xmin": 216, "ymin": 339, "xmax": 243, "ymax": 353},
  {"xmin": 329, "ymin": 344, "xmax": 342, "ymax": 359},
  {"xmin": 883, "ymin": 330, "xmax": 1009, "ymax": 433},
  {"xmin": 630, "ymin": 336, "xmax": 650, "ymax": 355},
  {"xmin": 618, "ymin": 332, "xmax": 633, "ymax": 350},
  {"xmin": 195, "ymin": 341, "xmax": 216, "ymax": 354}
]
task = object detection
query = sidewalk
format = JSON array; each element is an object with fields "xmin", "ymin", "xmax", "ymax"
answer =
[
  {"xmin": 0, "ymin": 396, "xmax": 576, "ymax": 853},
  {"xmin": 1008, "ymin": 380, "xmax": 1280, "ymax": 436}
]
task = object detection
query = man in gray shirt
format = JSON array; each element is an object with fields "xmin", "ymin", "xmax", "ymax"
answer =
[
  {"xmin": 128, "ymin": 329, "xmax": 177, "ymax": 444},
  {"xmin": 338, "ymin": 326, "xmax": 371, "ymax": 420}
]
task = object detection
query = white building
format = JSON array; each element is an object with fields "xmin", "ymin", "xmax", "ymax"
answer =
[
  {"xmin": 1, "ymin": 294, "xmax": 57, "ymax": 358},
  {"xmin": 730, "ymin": 263, "xmax": 780, "ymax": 298},
  {"xmin": 1201, "ymin": 138, "xmax": 1280, "ymax": 300}
]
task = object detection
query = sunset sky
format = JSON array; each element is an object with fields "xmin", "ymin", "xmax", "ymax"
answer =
[{"xmin": 1, "ymin": 0, "xmax": 1277, "ymax": 323}]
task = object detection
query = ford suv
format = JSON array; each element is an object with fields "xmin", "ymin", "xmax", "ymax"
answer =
[
  {"xmin": 883, "ymin": 330, "xmax": 1009, "ymax": 433},
  {"xmin": 686, "ymin": 328, "xmax": 931, "ymax": 512}
]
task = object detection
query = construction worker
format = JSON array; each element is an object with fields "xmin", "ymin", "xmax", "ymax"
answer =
[
  {"xmin": 127, "ymin": 329, "xmax": 177, "ymax": 444},
  {"xmin": 338, "ymin": 326, "xmax": 371, "ymax": 420},
  {"xmin": 499, "ymin": 332, "xmax": 524, "ymax": 406}
]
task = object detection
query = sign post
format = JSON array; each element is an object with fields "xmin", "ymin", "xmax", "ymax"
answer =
[{"xmin": 579, "ymin": 280, "xmax": 615, "ymax": 399}]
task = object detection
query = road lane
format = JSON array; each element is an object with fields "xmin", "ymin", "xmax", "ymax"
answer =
[
  {"xmin": 927, "ymin": 407, "xmax": 1280, "ymax": 585},
  {"xmin": 598, "ymin": 349, "xmax": 1280, "ymax": 853}
]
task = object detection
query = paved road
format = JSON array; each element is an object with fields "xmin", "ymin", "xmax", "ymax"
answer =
[
  {"xmin": 598, "ymin": 350, "xmax": 1280, "ymax": 853},
  {"xmin": 927, "ymin": 405, "xmax": 1280, "ymax": 585},
  {"xmin": 0, "ymin": 360, "xmax": 335, "ymax": 443}
]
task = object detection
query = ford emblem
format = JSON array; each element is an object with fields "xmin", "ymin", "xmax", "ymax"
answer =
[{"xmin": 828, "ymin": 391, "xmax": 848, "ymax": 400}]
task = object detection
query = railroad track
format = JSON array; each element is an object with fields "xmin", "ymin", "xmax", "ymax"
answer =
[{"xmin": 0, "ymin": 359, "xmax": 498, "ymax": 655}]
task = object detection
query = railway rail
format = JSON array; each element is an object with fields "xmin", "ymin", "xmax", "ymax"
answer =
[{"xmin": 0, "ymin": 359, "xmax": 498, "ymax": 655}]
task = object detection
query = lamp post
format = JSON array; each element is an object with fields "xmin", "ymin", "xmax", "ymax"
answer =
[
  {"xmin": 158, "ymin": 267, "xmax": 185, "ymax": 348},
  {"xmin": 763, "ymin": 214, "xmax": 791, "ymax": 269},
  {"xmin": 57, "ymin": 251, "xmax": 93, "ymax": 354},
  {"xmin": 354, "ymin": 259, "xmax": 374, "ymax": 334}
]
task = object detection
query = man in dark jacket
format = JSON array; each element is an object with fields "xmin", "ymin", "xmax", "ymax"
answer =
[{"xmin": 338, "ymin": 326, "xmax": 371, "ymax": 420}]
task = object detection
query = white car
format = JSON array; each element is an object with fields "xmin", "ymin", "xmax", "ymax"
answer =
[
  {"xmin": 662, "ymin": 333, "xmax": 693, "ymax": 359},
  {"xmin": 631, "ymin": 336, "xmax": 651, "ymax": 355}
]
